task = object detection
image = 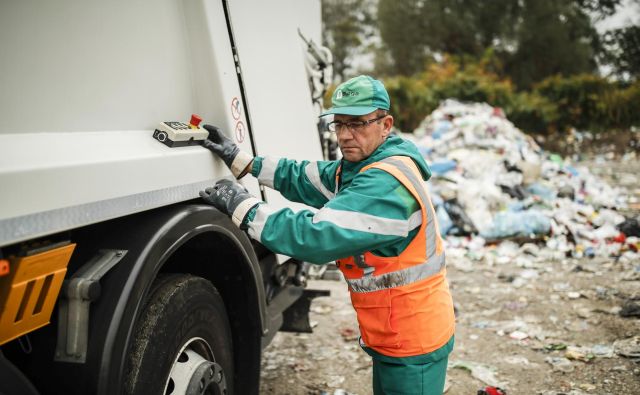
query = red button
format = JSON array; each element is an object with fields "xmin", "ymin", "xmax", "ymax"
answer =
[{"xmin": 190, "ymin": 114, "xmax": 202, "ymax": 127}]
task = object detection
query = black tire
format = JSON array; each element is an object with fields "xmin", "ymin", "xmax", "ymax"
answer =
[{"xmin": 124, "ymin": 274, "xmax": 234, "ymax": 395}]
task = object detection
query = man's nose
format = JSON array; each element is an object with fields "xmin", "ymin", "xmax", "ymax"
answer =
[
  {"xmin": 336, "ymin": 128, "xmax": 353, "ymax": 140},
  {"xmin": 337, "ymin": 133, "xmax": 352, "ymax": 144}
]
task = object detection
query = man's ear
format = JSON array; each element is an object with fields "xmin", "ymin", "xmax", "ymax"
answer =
[{"xmin": 382, "ymin": 115, "xmax": 394, "ymax": 137}]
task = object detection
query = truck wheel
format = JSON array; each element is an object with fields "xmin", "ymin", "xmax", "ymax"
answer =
[{"xmin": 124, "ymin": 274, "xmax": 234, "ymax": 395}]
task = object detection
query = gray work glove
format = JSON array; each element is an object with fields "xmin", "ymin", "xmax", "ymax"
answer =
[
  {"xmin": 202, "ymin": 125, "xmax": 254, "ymax": 178},
  {"xmin": 199, "ymin": 179, "xmax": 261, "ymax": 228}
]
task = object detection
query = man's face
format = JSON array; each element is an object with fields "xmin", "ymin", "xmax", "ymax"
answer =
[{"xmin": 333, "ymin": 112, "xmax": 393, "ymax": 162}]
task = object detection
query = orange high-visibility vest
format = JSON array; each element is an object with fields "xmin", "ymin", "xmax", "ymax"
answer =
[{"xmin": 336, "ymin": 156, "xmax": 455, "ymax": 357}]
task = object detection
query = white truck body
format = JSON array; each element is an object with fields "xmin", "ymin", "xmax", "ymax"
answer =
[
  {"xmin": 0, "ymin": 0, "xmax": 324, "ymax": 247},
  {"xmin": 0, "ymin": 1, "xmax": 331, "ymax": 394}
]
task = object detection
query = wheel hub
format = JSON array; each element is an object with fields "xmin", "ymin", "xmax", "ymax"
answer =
[{"xmin": 165, "ymin": 338, "xmax": 227, "ymax": 395}]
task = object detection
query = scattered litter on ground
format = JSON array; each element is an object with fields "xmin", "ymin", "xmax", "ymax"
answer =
[
  {"xmin": 325, "ymin": 375, "xmax": 345, "ymax": 388},
  {"xmin": 311, "ymin": 305, "xmax": 333, "ymax": 314},
  {"xmin": 508, "ymin": 330, "xmax": 528, "ymax": 341},
  {"xmin": 564, "ymin": 345, "xmax": 594, "ymax": 362},
  {"xmin": 591, "ymin": 344, "xmax": 615, "ymax": 358},
  {"xmin": 619, "ymin": 300, "xmax": 640, "ymax": 317},
  {"xmin": 339, "ymin": 327, "xmax": 358, "ymax": 341},
  {"xmin": 545, "ymin": 356, "xmax": 575, "ymax": 372},
  {"xmin": 613, "ymin": 336, "xmax": 640, "ymax": 358},
  {"xmin": 477, "ymin": 386, "xmax": 507, "ymax": 395},
  {"xmin": 450, "ymin": 360, "xmax": 508, "ymax": 388}
]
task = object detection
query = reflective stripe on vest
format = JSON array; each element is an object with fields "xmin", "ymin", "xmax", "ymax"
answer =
[
  {"xmin": 347, "ymin": 253, "xmax": 445, "ymax": 292},
  {"xmin": 382, "ymin": 157, "xmax": 443, "ymax": 264},
  {"xmin": 343, "ymin": 156, "xmax": 445, "ymax": 293}
]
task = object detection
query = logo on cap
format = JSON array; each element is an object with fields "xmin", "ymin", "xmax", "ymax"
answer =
[
  {"xmin": 320, "ymin": 75, "xmax": 390, "ymax": 117},
  {"xmin": 337, "ymin": 90, "xmax": 359, "ymax": 99}
]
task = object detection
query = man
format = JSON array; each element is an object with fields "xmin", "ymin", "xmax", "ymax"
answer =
[{"xmin": 200, "ymin": 75, "xmax": 455, "ymax": 395}]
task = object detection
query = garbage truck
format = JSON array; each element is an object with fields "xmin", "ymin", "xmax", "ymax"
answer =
[{"xmin": 0, "ymin": 0, "xmax": 333, "ymax": 394}]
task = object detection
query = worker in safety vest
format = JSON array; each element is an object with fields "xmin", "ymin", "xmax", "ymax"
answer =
[{"xmin": 200, "ymin": 75, "xmax": 455, "ymax": 395}]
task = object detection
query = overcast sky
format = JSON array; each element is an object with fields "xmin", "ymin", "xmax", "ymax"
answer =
[{"xmin": 595, "ymin": 0, "xmax": 640, "ymax": 32}]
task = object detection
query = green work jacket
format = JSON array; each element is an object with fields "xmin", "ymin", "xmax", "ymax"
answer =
[{"xmin": 244, "ymin": 135, "xmax": 433, "ymax": 264}]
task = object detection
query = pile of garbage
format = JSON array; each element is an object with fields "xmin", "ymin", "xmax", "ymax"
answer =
[{"xmin": 410, "ymin": 99, "xmax": 640, "ymax": 260}]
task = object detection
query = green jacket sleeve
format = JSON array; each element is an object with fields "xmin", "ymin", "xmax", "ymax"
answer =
[
  {"xmin": 244, "ymin": 168, "xmax": 421, "ymax": 264},
  {"xmin": 251, "ymin": 156, "xmax": 339, "ymax": 209}
]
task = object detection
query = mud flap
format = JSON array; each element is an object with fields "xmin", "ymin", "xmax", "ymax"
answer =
[{"xmin": 280, "ymin": 289, "xmax": 330, "ymax": 333}]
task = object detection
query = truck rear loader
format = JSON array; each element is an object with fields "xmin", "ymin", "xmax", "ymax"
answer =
[{"xmin": 0, "ymin": 0, "xmax": 333, "ymax": 394}]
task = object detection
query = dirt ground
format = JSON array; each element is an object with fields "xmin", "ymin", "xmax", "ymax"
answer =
[{"xmin": 259, "ymin": 154, "xmax": 640, "ymax": 395}]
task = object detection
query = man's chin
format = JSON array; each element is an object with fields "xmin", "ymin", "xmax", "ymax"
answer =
[
  {"xmin": 341, "ymin": 153, "xmax": 361, "ymax": 162},
  {"xmin": 340, "ymin": 148, "xmax": 363, "ymax": 162}
]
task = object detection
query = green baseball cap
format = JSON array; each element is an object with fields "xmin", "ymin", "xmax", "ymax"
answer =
[{"xmin": 320, "ymin": 75, "xmax": 390, "ymax": 117}]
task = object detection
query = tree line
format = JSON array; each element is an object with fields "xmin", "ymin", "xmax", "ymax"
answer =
[
  {"xmin": 322, "ymin": 0, "xmax": 639, "ymax": 87},
  {"xmin": 321, "ymin": 0, "xmax": 640, "ymax": 134}
]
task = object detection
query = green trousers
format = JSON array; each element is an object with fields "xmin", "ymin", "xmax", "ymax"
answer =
[{"xmin": 365, "ymin": 336, "xmax": 454, "ymax": 395}]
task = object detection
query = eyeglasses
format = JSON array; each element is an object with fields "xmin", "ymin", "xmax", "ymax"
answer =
[{"xmin": 326, "ymin": 115, "xmax": 386, "ymax": 133}]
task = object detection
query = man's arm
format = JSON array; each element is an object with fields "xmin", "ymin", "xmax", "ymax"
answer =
[
  {"xmin": 243, "ymin": 168, "xmax": 421, "ymax": 263},
  {"xmin": 201, "ymin": 124, "xmax": 339, "ymax": 209},
  {"xmin": 251, "ymin": 156, "xmax": 339, "ymax": 209}
]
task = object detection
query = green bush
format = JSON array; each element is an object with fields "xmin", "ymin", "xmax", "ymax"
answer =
[
  {"xmin": 424, "ymin": 63, "xmax": 514, "ymax": 110},
  {"xmin": 534, "ymin": 74, "xmax": 612, "ymax": 132},
  {"xmin": 386, "ymin": 59, "xmax": 516, "ymax": 132},
  {"xmin": 335, "ymin": 62, "xmax": 639, "ymax": 135},
  {"xmin": 385, "ymin": 76, "xmax": 438, "ymax": 133},
  {"xmin": 609, "ymin": 81, "xmax": 640, "ymax": 128},
  {"xmin": 533, "ymin": 75, "xmax": 640, "ymax": 133},
  {"xmin": 505, "ymin": 92, "xmax": 559, "ymax": 134}
]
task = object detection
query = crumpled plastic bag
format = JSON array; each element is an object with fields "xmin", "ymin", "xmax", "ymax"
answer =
[{"xmin": 481, "ymin": 210, "xmax": 551, "ymax": 240}]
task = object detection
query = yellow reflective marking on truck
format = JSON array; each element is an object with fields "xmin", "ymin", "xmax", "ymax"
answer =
[{"xmin": 0, "ymin": 243, "xmax": 75, "ymax": 345}]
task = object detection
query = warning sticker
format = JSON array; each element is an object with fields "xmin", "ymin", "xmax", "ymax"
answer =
[
  {"xmin": 231, "ymin": 97, "xmax": 241, "ymax": 120},
  {"xmin": 235, "ymin": 121, "xmax": 246, "ymax": 143}
]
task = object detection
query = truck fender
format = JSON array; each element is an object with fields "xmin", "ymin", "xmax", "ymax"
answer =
[{"xmin": 82, "ymin": 204, "xmax": 265, "ymax": 394}]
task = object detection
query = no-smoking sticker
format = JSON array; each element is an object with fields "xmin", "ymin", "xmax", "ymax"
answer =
[
  {"xmin": 231, "ymin": 97, "xmax": 241, "ymax": 120},
  {"xmin": 235, "ymin": 121, "xmax": 246, "ymax": 143}
]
